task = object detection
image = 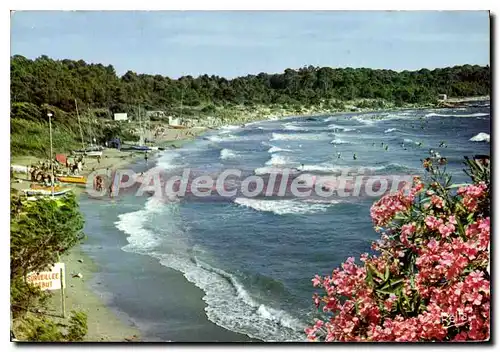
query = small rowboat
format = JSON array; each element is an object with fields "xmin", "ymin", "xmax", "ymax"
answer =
[
  {"xmin": 72, "ymin": 150, "xmax": 103, "ymax": 157},
  {"xmin": 57, "ymin": 175, "xmax": 87, "ymax": 184},
  {"xmin": 30, "ymin": 184, "xmax": 65, "ymax": 191},
  {"xmin": 24, "ymin": 187, "xmax": 71, "ymax": 197}
]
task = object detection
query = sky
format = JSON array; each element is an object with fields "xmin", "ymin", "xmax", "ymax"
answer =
[{"xmin": 10, "ymin": 11, "xmax": 490, "ymax": 78}]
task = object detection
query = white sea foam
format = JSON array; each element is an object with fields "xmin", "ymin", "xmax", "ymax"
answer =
[
  {"xmin": 271, "ymin": 132, "xmax": 328, "ymax": 141},
  {"xmin": 283, "ymin": 123, "xmax": 308, "ymax": 131},
  {"xmin": 352, "ymin": 116, "xmax": 376, "ymax": 125},
  {"xmin": 206, "ymin": 134, "xmax": 233, "ymax": 142},
  {"xmin": 302, "ymin": 198, "xmax": 343, "ymax": 204},
  {"xmin": 220, "ymin": 125, "xmax": 240, "ymax": 131},
  {"xmin": 254, "ymin": 166, "xmax": 285, "ymax": 175},
  {"xmin": 220, "ymin": 148, "xmax": 239, "ymax": 160},
  {"xmin": 300, "ymin": 164, "xmax": 337, "ymax": 173},
  {"xmin": 470, "ymin": 132, "xmax": 490, "ymax": 143},
  {"xmin": 328, "ymin": 124, "xmax": 356, "ymax": 132},
  {"xmin": 330, "ymin": 138, "xmax": 351, "ymax": 145},
  {"xmin": 116, "ymin": 200, "xmax": 306, "ymax": 342},
  {"xmin": 425, "ymin": 112, "xmax": 489, "ymax": 118},
  {"xmin": 268, "ymin": 145, "xmax": 292, "ymax": 153},
  {"xmin": 384, "ymin": 128, "xmax": 397, "ymax": 133},
  {"xmin": 234, "ymin": 198, "xmax": 339, "ymax": 215},
  {"xmin": 157, "ymin": 151, "xmax": 186, "ymax": 170},
  {"xmin": 116, "ymin": 198, "xmax": 172, "ymax": 252},
  {"xmin": 403, "ymin": 138, "xmax": 415, "ymax": 144},
  {"xmin": 265, "ymin": 154, "xmax": 293, "ymax": 166},
  {"xmin": 353, "ymin": 113, "xmax": 419, "ymax": 125}
]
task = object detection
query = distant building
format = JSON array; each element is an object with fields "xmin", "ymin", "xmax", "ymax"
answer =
[
  {"xmin": 113, "ymin": 113, "xmax": 128, "ymax": 121},
  {"xmin": 169, "ymin": 118, "xmax": 181, "ymax": 126},
  {"xmin": 146, "ymin": 110, "xmax": 167, "ymax": 119},
  {"xmin": 438, "ymin": 94, "xmax": 448, "ymax": 101}
]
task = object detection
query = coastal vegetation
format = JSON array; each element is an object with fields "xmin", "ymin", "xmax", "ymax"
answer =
[
  {"xmin": 306, "ymin": 156, "xmax": 490, "ymax": 341},
  {"xmin": 10, "ymin": 55, "xmax": 490, "ymax": 342},
  {"xmin": 11, "ymin": 55, "xmax": 489, "ymax": 111},
  {"xmin": 10, "ymin": 191, "xmax": 88, "ymax": 341},
  {"xmin": 10, "ymin": 55, "xmax": 490, "ymax": 156}
]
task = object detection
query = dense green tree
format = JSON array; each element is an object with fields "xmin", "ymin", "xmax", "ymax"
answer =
[{"xmin": 11, "ymin": 56, "xmax": 490, "ymax": 113}]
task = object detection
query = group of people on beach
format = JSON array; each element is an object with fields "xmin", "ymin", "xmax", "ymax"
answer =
[{"xmin": 65, "ymin": 156, "xmax": 85, "ymax": 175}]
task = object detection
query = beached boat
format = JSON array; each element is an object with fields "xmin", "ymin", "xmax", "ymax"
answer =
[
  {"xmin": 24, "ymin": 189, "xmax": 71, "ymax": 197},
  {"xmin": 121, "ymin": 145, "xmax": 152, "ymax": 152},
  {"xmin": 24, "ymin": 185, "xmax": 71, "ymax": 197},
  {"xmin": 71, "ymin": 149, "xmax": 103, "ymax": 157},
  {"xmin": 57, "ymin": 175, "xmax": 87, "ymax": 184}
]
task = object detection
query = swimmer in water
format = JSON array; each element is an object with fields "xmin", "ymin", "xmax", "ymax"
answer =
[
  {"xmin": 384, "ymin": 145, "xmax": 389, "ymax": 151},
  {"xmin": 353, "ymin": 153, "xmax": 357, "ymax": 160},
  {"xmin": 337, "ymin": 152, "xmax": 341, "ymax": 159}
]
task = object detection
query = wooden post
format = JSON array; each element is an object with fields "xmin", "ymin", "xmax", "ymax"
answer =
[{"xmin": 60, "ymin": 267, "xmax": 66, "ymax": 318}]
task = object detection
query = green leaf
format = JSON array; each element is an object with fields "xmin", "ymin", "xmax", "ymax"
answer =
[
  {"xmin": 366, "ymin": 266, "xmax": 374, "ymax": 287},
  {"xmin": 446, "ymin": 183, "xmax": 468, "ymax": 189},
  {"xmin": 384, "ymin": 265, "xmax": 390, "ymax": 281}
]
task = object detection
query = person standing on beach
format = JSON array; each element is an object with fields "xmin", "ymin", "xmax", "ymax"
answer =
[{"xmin": 144, "ymin": 152, "xmax": 149, "ymax": 164}]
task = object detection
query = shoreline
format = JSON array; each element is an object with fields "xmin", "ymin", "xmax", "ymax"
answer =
[
  {"xmin": 204, "ymin": 95, "xmax": 490, "ymax": 130},
  {"xmin": 10, "ymin": 131, "xmax": 204, "ymax": 342},
  {"xmin": 11, "ymin": 101, "xmax": 489, "ymax": 341},
  {"xmin": 43, "ymin": 244, "xmax": 141, "ymax": 342}
]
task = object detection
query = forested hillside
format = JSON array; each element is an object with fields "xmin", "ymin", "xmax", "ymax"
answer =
[{"xmin": 11, "ymin": 55, "xmax": 490, "ymax": 114}]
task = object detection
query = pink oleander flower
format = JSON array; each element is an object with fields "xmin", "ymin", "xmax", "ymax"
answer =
[
  {"xmin": 308, "ymin": 161, "xmax": 490, "ymax": 342},
  {"xmin": 400, "ymin": 222, "xmax": 416, "ymax": 246},
  {"xmin": 431, "ymin": 195, "xmax": 444, "ymax": 209},
  {"xmin": 438, "ymin": 222, "xmax": 455, "ymax": 237},
  {"xmin": 312, "ymin": 275, "xmax": 322, "ymax": 287},
  {"xmin": 425, "ymin": 216, "xmax": 443, "ymax": 231}
]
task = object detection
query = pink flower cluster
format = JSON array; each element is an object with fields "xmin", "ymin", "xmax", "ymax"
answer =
[
  {"xmin": 457, "ymin": 182, "xmax": 488, "ymax": 212},
  {"xmin": 370, "ymin": 178, "xmax": 424, "ymax": 228},
  {"xmin": 307, "ymin": 169, "xmax": 490, "ymax": 342}
]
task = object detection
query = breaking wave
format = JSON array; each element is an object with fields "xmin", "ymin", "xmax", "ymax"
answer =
[
  {"xmin": 425, "ymin": 112, "xmax": 489, "ymax": 118},
  {"xmin": 220, "ymin": 148, "xmax": 240, "ymax": 160},
  {"xmin": 283, "ymin": 123, "xmax": 308, "ymax": 132},
  {"xmin": 470, "ymin": 132, "xmax": 490, "ymax": 143},
  {"xmin": 271, "ymin": 133, "xmax": 329, "ymax": 141},
  {"xmin": 265, "ymin": 154, "xmax": 293, "ymax": 166},
  {"xmin": 234, "ymin": 198, "xmax": 340, "ymax": 215},
  {"xmin": 116, "ymin": 199, "xmax": 306, "ymax": 342},
  {"xmin": 328, "ymin": 124, "xmax": 356, "ymax": 132},
  {"xmin": 330, "ymin": 138, "xmax": 351, "ymax": 145},
  {"xmin": 268, "ymin": 145, "xmax": 292, "ymax": 153}
]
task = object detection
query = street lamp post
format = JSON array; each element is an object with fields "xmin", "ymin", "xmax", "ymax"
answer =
[{"xmin": 48, "ymin": 112, "xmax": 54, "ymax": 198}]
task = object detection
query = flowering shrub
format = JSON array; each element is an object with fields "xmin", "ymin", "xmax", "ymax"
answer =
[{"xmin": 306, "ymin": 156, "xmax": 490, "ymax": 342}]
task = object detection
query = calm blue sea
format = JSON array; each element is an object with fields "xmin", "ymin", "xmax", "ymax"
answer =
[{"xmin": 113, "ymin": 103, "xmax": 490, "ymax": 341}]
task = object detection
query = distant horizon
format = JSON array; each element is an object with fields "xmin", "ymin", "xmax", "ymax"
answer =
[
  {"xmin": 10, "ymin": 53, "xmax": 491, "ymax": 80},
  {"xmin": 10, "ymin": 11, "xmax": 490, "ymax": 79}
]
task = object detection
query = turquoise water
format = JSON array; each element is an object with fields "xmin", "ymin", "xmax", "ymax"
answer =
[{"xmin": 109, "ymin": 104, "xmax": 490, "ymax": 341}]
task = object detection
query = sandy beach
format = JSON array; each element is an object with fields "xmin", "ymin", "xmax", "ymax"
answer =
[{"xmin": 10, "ymin": 126, "xmax": 207, "ymax": 342}]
